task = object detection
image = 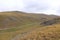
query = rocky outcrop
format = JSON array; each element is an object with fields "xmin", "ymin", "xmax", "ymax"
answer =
[{"xmin": 40, "ymin": 18, "xmax": 60, "ymax": 26}]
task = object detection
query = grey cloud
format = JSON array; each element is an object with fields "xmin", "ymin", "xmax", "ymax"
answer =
[
  {"xmin": 56, "ymin": 7, "xmax": 60, "ymax": 13},
  {"xmin": 54, "ymin": 6, "xmax": 60, "ymax": 15},
  {"xmin": 23, "ymin": 0, "xmax": 50, "ymax": 12}
]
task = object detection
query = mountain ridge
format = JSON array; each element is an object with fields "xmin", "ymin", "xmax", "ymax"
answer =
[{"xmin": 0, "ymin": 11, "xmax": 59, "ymax": 29}]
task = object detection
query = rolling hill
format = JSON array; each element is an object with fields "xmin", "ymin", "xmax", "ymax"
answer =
[
  {"xmin": 0, "ymin": 11, "xmax": 59, "ymax": 29},
  {"xmin": 0, "ymin": 11, "xmax": 60, "ymax": 40}
]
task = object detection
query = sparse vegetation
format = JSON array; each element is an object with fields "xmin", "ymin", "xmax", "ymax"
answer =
[
  {"xmin": 19, "ymin": 24, "xmax": 60, "ymax": 40},
  {"xmin": 0, "ymin": 11, "xmax": 60, "ymax": 40}
]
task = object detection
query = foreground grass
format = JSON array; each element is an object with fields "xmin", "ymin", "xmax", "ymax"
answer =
[
  {"xmin": 18, "ymin": 24, "xmax": 60, "ymax": 40},
  {"xmin": 0, "ymin": 22, "xmax": 40, "ymax": 40}
]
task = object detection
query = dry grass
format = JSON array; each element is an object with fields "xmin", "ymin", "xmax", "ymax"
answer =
[
  {"xmin": 0, "ymin": 22, "xmax": 40, "ymax": 40},
  {"xmin": 0, "ymin": 11, "xmax": 60, "ymax": 40},
  {"xmin": 19, "ymin": 24, "xmax": 60, "ymax": 40}
]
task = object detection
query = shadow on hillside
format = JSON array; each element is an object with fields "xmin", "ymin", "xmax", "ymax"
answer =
[{"xmin": 40, "ymin": 18, "xmax": 60, "ymax": 26}]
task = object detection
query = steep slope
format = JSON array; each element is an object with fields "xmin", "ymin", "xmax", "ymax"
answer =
[
  {"xmin": 0, "ymin": 11, "xmax": 39, "ymax": 29},
  {"xmin": 0, "ymin": 11, "xmax": 59, "ymax": 29}
]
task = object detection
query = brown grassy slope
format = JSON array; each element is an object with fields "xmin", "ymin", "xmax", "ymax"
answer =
[
  {"xmin": 0, "ymin": 11, "xmax": 39, "ymax": 29},
  {"xmin": 19, "ymin": 24, "xmax": 60, "ymax": 40},
  {"xmin": 0, "ymin": 11, "xmax": 60, "ymax": 40},
  {"xmin": 0, "ymin": 11, "xmax": 59, "ymax": 29}
]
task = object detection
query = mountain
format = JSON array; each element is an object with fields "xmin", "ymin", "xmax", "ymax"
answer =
[
  {"xmin": 0, "ymin": 11, "xmax": 59, "ymax": 29},
  {"xmin": 0, "ymin": 11, "xmax": 60, "ymax": 40}
]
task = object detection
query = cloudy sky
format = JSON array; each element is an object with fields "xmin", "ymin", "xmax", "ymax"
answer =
[{"xmin": 0, "ymin": 0, "xmax": 60, "ymax": 15}]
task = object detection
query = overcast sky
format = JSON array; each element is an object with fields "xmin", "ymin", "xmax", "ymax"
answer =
[{"xmin": 0, "ymin": 0, "xmax": 60, "ymax": 15}]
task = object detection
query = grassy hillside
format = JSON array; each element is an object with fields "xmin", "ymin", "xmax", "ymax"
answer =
[
  {"xmin": 0, "ymin": 11, "xmax": 59, "ymax": 29},
  {"xmin": 0, "ymin": 11, "xmax": 60, "ymax": 40},
  {"xmin": 19, "ymin": 24, "xmax": 60, "ymax": 40},
  {"xmin": 0, "ymin": 11, "xmax": 39, "ymax": 29}
]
